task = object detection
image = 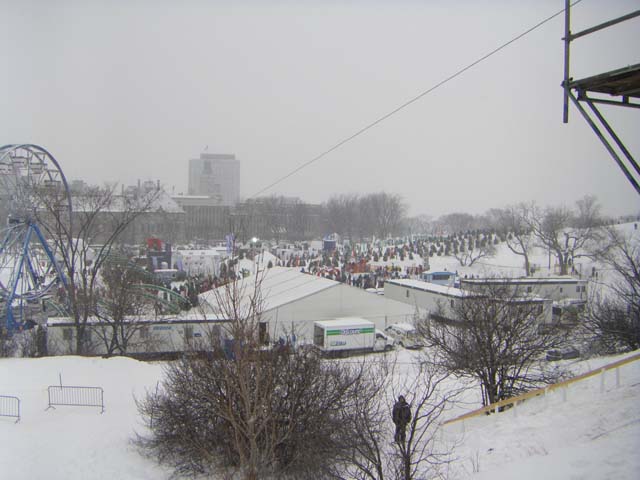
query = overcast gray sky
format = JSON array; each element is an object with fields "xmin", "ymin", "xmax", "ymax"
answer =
[{"xmin": 2, "ymin": 0, "xmax": 639, "ymax": 217}]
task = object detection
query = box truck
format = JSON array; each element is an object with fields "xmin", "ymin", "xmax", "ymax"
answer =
[{"xmin": 313, "ymin": 317, "xmax": 394, "ymax": 356}]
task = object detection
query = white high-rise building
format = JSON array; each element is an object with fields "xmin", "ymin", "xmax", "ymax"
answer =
[{"xmin": 188, "ymin": 153, "xmax": 240, "ymax": 205}]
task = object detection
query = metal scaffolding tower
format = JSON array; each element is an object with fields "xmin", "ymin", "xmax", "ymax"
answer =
[{"xmin": 562, "ymin": 1, "xmax": 640, "ymax": 194}]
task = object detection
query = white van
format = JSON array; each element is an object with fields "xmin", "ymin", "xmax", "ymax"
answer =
[{"xmin": 384, "ymin": 323, "xmax": 423, "ymax": 349}]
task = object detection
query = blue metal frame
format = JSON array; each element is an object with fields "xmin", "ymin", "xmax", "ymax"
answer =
[
  {"xmin": 0, "ymin": 144, "xmax": 72, "ymax": 332},
  {"xmin": 2, "ymin": 221, "xmax": 69, "ymax": 331}
]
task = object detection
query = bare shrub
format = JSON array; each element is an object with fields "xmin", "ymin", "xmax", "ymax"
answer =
[{"xmin": 135, "ymin": 275, "xmax": 372, "ymax": 479}]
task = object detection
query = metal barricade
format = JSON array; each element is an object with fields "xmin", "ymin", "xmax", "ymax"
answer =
[
  {"xmin": 46, "ymin": 386, "xmax": 105, "ymax": 413},
  {"xmin": 0, "ymin": 395, "xmax": 20, "ymax": 423}
]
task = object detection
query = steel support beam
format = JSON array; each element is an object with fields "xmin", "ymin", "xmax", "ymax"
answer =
[
  {"xmin": 562, "ymin": 0, "xmax": 571, "ymax": 123},
  {"xmin": 584, "ymin": 97, "xmax": 640, "ymax": 177},
  {"xmin": 581, "ymin": 96, "xmax": 640, "ymax": 110},
  {"xmin": 564, "ymin": 10, "xmax": 640, "ymax": 41},
  {"xmin": 568, "ymin": 90, "xmax": 640, "ymax": 195}
]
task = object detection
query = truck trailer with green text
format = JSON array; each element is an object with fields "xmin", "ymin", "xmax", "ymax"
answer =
[{"xmin": 313, "ymin": 318, "xmax": 394, "ymax": 356}]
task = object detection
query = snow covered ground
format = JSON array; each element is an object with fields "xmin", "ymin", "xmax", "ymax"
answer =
[
  {"xmin": 1, "ymin": 223, "xmax": 638, "ymax": 479},
  {"xmin": 1, "ymin": 351, "xmax": 639, "ymax": 479},
  {"xmin": 0, "ymin": 356, "xmax": 170, "ymax": 480},
  {"xmin": 442, "ymin": 351, "xmax": 640, "ymax": 480}
]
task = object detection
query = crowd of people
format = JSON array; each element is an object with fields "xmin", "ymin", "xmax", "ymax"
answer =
[{"xmin": 155, "ymin": 239, "xmax": 434, "ymax": 310}]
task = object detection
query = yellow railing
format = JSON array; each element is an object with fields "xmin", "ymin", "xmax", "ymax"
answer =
[{"xmin": 442, "ymin": 352, "xmax": 640, "ymax": 426}]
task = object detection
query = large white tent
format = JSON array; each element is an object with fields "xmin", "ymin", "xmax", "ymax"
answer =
[{"xmin": 198, "ymin": 267, "xmax": 417, "ymax": 343}]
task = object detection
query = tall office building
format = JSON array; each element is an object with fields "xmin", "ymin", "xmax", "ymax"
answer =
[{"xmin": 188, "ymin": 152, "xmax": 240, "ymax": 206}]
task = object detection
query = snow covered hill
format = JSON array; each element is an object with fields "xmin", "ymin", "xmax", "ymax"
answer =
[
  {"xmin": 442, "ymin": 351, "xmax": 640, "ymax": 480},
  {"xmin": 1, "ymin": 352, "xmax": 639, "ymax": 479}
]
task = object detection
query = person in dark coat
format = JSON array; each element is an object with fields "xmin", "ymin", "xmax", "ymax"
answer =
[{"xmin": 392, "ymin": 395, "xmax": 411, "ymax": 443}]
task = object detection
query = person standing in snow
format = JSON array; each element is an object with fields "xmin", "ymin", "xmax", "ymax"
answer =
[{"xmin": 392, "ymin": 395, "xmax": 411, "ymax": 443}]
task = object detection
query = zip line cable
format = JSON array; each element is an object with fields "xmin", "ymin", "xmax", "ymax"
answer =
[{"xmin": 251, "ymin": 0, "xmax": 584, "ymax": 198}]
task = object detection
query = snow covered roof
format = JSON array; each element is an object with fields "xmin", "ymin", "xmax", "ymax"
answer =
[
  {"xmin": 461, "ymin": 276, "xmax": 586, "ymax": 285},
  {"xmin": 175, "ymin": 249, "xmax": 226, "ymax": 258},
  {"xmin": 386, "ymin": 278, "xmax": 466, "ymax": 298},
  {"xmin": 71, "ymin": 190, "xmax": 184, "ymax": 214},
  {"xmin": 46, "ymin": 310, "xmax": 229, "ymax": 326},
  {"xmin": 314, "ymin": 317, "xmax": 374, "ymax": 329},
  {"xmin": 199, "ymin": 267, "xmax": 339, "ymax": 316},
  {"xmin": 387, "ymin": 278, "xmax": 549, "ymax": 303},
  {"xmin": 171, "ymin": 195, "xmax": 211, "ymax": 199}
]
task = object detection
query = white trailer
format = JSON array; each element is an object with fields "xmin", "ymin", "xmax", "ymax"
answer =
[{"xmin": 313, "ymin": 317, "xmax": 394, "ymax": 356}]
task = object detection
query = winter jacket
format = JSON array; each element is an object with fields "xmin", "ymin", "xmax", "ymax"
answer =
[{"xmin": 392, "ymin": 400, "xmax": 411, "ymax": 426}]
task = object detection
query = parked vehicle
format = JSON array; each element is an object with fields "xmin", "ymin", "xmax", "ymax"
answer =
[
  {"xmin": 385, "ymin": 322, "xmax": 423, "ymax": 349},
  {"xmin": 313, "ymin": 318, "xmax": 394, "ymax": 356},
  {"xmin": 546, "ymin": 347, "xmax": 580, "ymax": 361}
]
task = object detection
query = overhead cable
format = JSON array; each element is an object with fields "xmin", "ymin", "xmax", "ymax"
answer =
[{"xmin": 251, "ymin": 0, "xmax": 584, "ymax": 198}]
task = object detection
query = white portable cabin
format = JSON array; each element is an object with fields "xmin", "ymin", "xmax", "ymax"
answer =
[
  {"xmin": 384, "ymin": 279, "xmax": 463, "ymax": 319},
  {"xmin": 45, "ymin": 314, "xmax": 230, "ymax": 357},
  {"xmin": 459, "ymin": 276, "xmax": 588, "ymax": 302},
  {"xmin": 385, "ymin": 278, "xmax": 553, "ymax": 325}
]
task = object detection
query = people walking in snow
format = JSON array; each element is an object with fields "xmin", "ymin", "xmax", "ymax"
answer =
[{"xmin": 392, "ymin": 395, "xmax": 411, "ymax": 443}]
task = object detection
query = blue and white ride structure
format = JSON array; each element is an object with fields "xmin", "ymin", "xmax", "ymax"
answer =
[{"xmin": 0, "ymin": 144, "xmax": 72, "ymax": 332}]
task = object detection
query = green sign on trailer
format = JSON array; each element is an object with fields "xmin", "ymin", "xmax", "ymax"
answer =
[{"xmin": 313, "ymin": 318, "xmax": 394, "ymax": 355}]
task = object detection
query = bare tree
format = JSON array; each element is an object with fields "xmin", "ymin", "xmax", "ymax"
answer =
[
  {"xmin": 453, "ymin": 234, "xmax": 496, "ymax": 267},
  {"xmin": 402, "ymin": 214, "xmax": 433, "ymax": 237},
  {"xmin": 437, "ymin": 212, "xmax": 476, "ymax": 235},
  {"xmin": 325, "ymin": 193, "xmax": 361, "ymax": 240},
  {"xmin": 285, "ymin": 199, "xmax": 312, "ymax": 241},
  {"xmin": 324, "ymin": 192, "xmax": 406, "ymax": 241},
  {"xmin": 360, "ymin": 192, "xmax": 407, "ymax": 240},
  {"xmin": 36, "ymin": 183, "xmax": 161, "ymax": 354},
  {"xmin": 230, "ymin": 200, "xmax": 260, "ymax": 245},
  {"xmin": 306, "ymin": 357, "xmax": 459, "ymax": 480},
  {"xmin": 529, "ymin": 196, "xmax": 604, "ymax": 276},
  {"xmin": 92, "ymin": 254, "xmax": 168, "ymax": 356},
  {"xmin": 389, "ymin": 362, "xmax": 460, "ymax": 480},
  {"xmin": 495, "ymin": 202, "xmax": 535, "ymax": 276},
  {"xmin": 370, "ymin": 192, "xmax": 407, "ymax": 240},
  {"xmin": 586, "ymin": 226, "xmax": 640, "ymax": 352},
  {"xmin": 257, "ymin": 195, "xmax": 288, "ymax": 242},
  {"xmin": 418, "ymin": 282, "xmax": 568, "ymax": 406}
]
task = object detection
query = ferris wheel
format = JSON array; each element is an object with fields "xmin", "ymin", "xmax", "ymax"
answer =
[{"xmin": 0, "ymin": 144, "xmax": 72, "ymax": 331}]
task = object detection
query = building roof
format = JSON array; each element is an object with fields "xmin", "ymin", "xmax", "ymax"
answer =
[
  {"xmin": 386, "ymin": 278, "xmax": 466, "ymax": 298},
  {"xmin": 199, "ymin": 267, "xmax": 339, "ymax": 317},
  {"xmin": 387, "ymin": 278, "xmax": 550, "ymax": 303},
  {"xmin": 314, "ymin": 317, "xmax": 374, "ymax": 329},
  {"xmin": 460, "ymin": 276, "xmax": 585, "ymax": 285},
  {"xmin": 175, "ymin": 248, "xmax": 227, "ymax": 258},
  {"xmin": 71, "ymin": 190, "xmax": 184, "ymax": 214},
  {"xmin": 172, "ymin": 195, "xmax": 211, "ymax": 200}
]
